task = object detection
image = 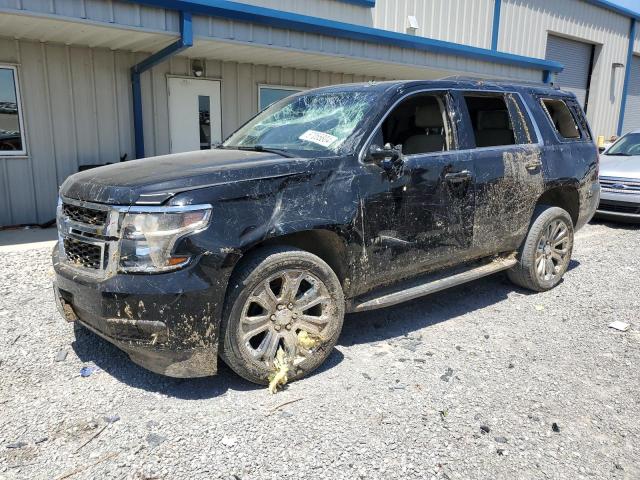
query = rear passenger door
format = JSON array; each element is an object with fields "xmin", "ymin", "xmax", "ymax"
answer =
[{"xmin": 453, "ymin": 91, "xmax": 544, "ymax": 255}]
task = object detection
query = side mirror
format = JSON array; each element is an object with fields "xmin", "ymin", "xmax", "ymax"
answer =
[{"xmin": 367, "ymin": 143, "xmax": 403, "ymax": 165}]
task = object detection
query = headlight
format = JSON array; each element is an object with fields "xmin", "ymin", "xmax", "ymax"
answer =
[{"xmin": 118, "ymin": 205, "xmax": 212, "ymax": 273}]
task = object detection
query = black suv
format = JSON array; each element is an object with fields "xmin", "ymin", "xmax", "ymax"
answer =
[{"xmin": 53, "ymin": 79, "xmax": 600, "ymax": 384}]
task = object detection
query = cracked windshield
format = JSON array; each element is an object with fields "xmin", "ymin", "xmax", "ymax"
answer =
[{"xmin": 222, "ymin": 90, "xmax": 376, "ymax": 157}]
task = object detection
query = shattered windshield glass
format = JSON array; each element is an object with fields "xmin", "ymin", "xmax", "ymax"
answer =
[{"xmin": 222, "ymin": 91, "xmax": 377, "ymax": 157}]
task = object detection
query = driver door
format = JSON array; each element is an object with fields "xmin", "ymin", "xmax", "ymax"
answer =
[{"xmin": 357, "ymin": 90, "xmax": 476, "ymax": 292}]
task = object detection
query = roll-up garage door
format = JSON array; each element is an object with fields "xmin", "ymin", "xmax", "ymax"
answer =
[
  {"xmin": 545, "ymin": 35, "xmax": 594, "ymax": 111},
  {"xmin": 622, "ymin": 55, "xmax": 640, "ymax": 135}
]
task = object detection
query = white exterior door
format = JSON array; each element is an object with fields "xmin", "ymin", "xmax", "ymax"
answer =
[{"xmin": 167, "ymin": 77, "xmax": 222, "ymax": 153}]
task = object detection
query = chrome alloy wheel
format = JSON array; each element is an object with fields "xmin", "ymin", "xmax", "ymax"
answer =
[
  {"xmin": 238, "ymin": 269, "xmax": 335, "ymax": 367},
  {"xmin": 535, "ymin": 218, "xmax": 571, "ymax": 282}
]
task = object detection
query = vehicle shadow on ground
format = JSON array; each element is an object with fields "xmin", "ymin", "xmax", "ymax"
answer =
[
  {"xmin": 71, "ymin": 322, "xmax": 345, "ymax": 399},
  {"xmin": 338, "ymin": 267, "xmax": 576, "ymax": 347},
  {"xmin": 72, "ymin": 262, "xmax": 581, "ymax": 397},
  {"xmin": 590, "ymin": 218, "xmax": 640, "ymax": 230}
]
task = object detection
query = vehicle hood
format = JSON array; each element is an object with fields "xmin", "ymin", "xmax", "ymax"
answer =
[
  {"xmin": 60, "ymin": 149, "xmax": 317, "ymax": 205},
  {"xmin": 599, "ymin": 154, "xmax": 640, "ymax": 180}
]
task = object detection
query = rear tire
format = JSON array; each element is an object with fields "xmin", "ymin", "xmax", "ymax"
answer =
[
  {"xmin": 219, "ymin": 246, "xmax": 345, "ymax": 385},
  {"xmin": 507, "ymin": 205, "xmax": 574, "ymax": 292}
]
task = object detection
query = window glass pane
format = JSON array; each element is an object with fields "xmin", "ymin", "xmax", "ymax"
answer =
[
  {"xmin": 541, "ymin": 98, "xmax": 581, "ymax": 139},
  {"xmin": 380, "ymin": 94, "xmax": 450, "ymax": 155},
  {"xmin": 259, "ymin": 87, "xmax": 301, "ymax": 111},
  {"xmin": 0, "ymin": 68, "xmax": 23, "ymax": 153},
  {"xmin": 463, "ymin": 94, "xmax": 516, "ymax": 148},
  {"xmin": 198, "ymin": 95, "xmax": 211, "ymax": 149}
]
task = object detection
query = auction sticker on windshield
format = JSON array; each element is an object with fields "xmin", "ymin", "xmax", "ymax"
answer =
[{"xmin": 299, "ymin": 130, "xmax": 338, "ymax": 148}]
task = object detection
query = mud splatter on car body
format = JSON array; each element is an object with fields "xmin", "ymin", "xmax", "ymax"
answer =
[{"xmin": 52, "ymin": 79, "xmax": 600, "ymax": 377}]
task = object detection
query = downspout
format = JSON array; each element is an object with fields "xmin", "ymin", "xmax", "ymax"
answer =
[
  {"xmin": 491, "ymin": 0, "xmax": 501, "ymax": 51},
  {"xmin": 131, "ymin": 11, "xmax": 193, "ymax": 159},
  {"xmin": 617, "ymin": 18, "xmax": 636, "ymax": 136}
]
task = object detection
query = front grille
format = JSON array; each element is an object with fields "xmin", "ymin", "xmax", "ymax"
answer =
[
  {"xmin": 63, "ymin": 237, "xmax": 105, "ymax": 269},
  {"xmin": 598, "ymin": 200, "xmax": 640, "ymax": 215},
  {"xmin": 62, "ymin": 203, "xmax": 108, "ymax": 226},
  {"xmin": 599, "ymin": 177, "xmax": 640, "ymax": 193}
]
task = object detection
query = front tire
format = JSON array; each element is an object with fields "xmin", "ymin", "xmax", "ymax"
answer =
[
  {"xmin": 507, "ymin": 206, "xmax": 574, "ymax": 292},
  {"xmin": 220, "ymin": 246, "xmax": 345, "ymax": 385}
]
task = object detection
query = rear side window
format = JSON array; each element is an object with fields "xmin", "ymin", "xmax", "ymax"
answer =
[
  {"xmin": 540, "ymin": 98, "xmax": 581, "ymax": 140},
  {"xmin": 463, "ymin": 94, "xmax": 516, "ymax": 148}
]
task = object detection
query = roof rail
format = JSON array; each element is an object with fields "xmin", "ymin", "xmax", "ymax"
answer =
[{"xmin": 439, "ymin": 75, "xmax": 561, "ymax": 89}]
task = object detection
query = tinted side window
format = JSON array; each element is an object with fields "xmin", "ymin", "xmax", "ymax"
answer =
[
  {"xmin": 540, "ymin": 98, "xmax": 581, "ymax": 140},
  {"xmin": 463, "ymin": 94, "xmax": 516, "ymax": 148},
  {"xmin": 378, "ymin": 92, "xmax": 454, "ymax": 155}
]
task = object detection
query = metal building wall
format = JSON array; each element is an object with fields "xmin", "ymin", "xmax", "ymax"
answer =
[
  {"xmin": 0, "ymin": 38, "xmax": 134, "ymax": 226},
  {"xmin": 499, "ymin": 0, "xmax": 630, "ymax": 138},
  {"xmin": 236, "ymin": 0, "xmax": 496, "ymax": 48}
]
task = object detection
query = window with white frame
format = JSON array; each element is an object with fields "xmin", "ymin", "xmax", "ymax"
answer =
[
  {"xmin": 0, "ymin": 66, "xmax": 26, "ymax": 155},
  {"xmin": 258, "ymin": 85, "xmax": 305, "ymax": 111}
]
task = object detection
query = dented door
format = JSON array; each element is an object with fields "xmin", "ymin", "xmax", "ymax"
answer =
[{"xmin": 355, "ymin": 90, "xmax": 476, "ymax": 291}]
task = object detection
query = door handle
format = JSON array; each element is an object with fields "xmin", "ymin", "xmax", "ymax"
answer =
[
  {"xmin": 525, "ymin": 160, "xmax": 542, "ymax": 171},
  {"xmin": 445, "ymin": 170, "xmax": 472, "ymax": 183}
]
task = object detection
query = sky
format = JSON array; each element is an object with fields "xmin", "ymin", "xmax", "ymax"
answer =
[{"xmin": 610, "ymin": 0, "xmax": 640, "ymax": 14}]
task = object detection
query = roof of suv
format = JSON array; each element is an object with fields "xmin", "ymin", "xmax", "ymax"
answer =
[{"xmin": 308, "ymin": 77, "xmax": 572, "ymax": 99}]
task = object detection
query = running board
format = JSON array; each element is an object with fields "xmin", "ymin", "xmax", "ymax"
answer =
[{"xmin": 348, "ymin": 255, "xmax": 517, "ymax": 313}]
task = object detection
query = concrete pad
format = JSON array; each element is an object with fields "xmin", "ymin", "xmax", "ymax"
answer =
[{"xmin": 0, "ymin": 227, "xmax": 58, "ymax": 253}]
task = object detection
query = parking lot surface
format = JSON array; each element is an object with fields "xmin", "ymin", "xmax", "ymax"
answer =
[{"xmin": 0, "ymin": 221, "xmax": 639, "ymax": 480}]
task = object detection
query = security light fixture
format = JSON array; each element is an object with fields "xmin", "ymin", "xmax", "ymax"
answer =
[
  {"xmin": 192, "ymin": 60, "xmax": 204, "ymax": 77},
  {"xmin": 406, "ymin": 16, "xmax": 419, "ymax": 35}
]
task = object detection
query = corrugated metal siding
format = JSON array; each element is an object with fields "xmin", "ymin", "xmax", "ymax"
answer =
[
  {"xmin": 500, "ymin": 0, "xmax": 630, "ymax": 137},
  {"xmin": 545, "ymin": 35, "xmax": 593, "ymax": 108},
  {"xmin": 192, "ymin": 0, "xmax": 495, "ymax": 47},
  {"xmin": 371, "ymin": 0, "xmax": 495, "ymax": 48},
  {"xmin": 622, "ymin": 55, "xmax": 640, "ymax": 134},
  {"xmin": 0, "ymin": 38, "xmax": 136, "ymax": 225}
]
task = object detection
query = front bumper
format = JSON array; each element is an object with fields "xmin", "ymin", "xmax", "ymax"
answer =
[
  {"xmin": 53, "ymin": 247, "xmax": 227, "ymax": 378},
  {"xmin": 595, "ymin": 190, "xmax": 640, "ymax": 223}
]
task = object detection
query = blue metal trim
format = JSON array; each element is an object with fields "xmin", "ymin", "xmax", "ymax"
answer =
[
  {"xmin": 617, "ymin": 19, "xmax": 637, "ymax": 136},
  {"xmin": 131, "ymin": 11, "xmax": 193, "ymax": 158},
  {"xmin": 491, "ymin": 0, "xmax": 502, "ymax": 51},
  {"xmin": 582, "ymin": 0, "xmax": 640, "ymax": 21},
  {"xmin": 126, "ymin": 0, "xmax": 564, "ymax": 73},
  {"xmin": 542, "ymin": 69, "xmax": 553, "ymax": 84},
  {"xmin": 338, "ymin": 0, "xmax": 375, "ymax": 6}
]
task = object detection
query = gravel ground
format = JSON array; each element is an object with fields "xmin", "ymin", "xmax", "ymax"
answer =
[{"xmin": 0, "ymin": 220, "xmax": 639, "ymax": 480}]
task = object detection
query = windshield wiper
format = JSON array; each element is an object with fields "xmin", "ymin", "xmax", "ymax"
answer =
[
  {"xmin": 220, "ymin": 145, "xmax": 295, "ymax": 158},
  {"xmin": 605, "ymin": 152, "xmax": 631, "ymax": 156}
]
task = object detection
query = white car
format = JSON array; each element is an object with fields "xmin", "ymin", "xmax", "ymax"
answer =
[{"xmin": 597, "ymin": 129, "xmax": 640, "ymax": 222}]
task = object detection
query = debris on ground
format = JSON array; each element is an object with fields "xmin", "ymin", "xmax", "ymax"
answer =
[
  {"xmin": 608, "ymin": 321, "xmax": 630, "ymax": 332},
  {"xmin": 79, "ymin": 365, "xmax": 101, "ymax": 377},
  {"xmin": 146, "ymin": 433, "xmax": 167, "ymax": 448},
  {"xmin": 494, "ymin": 436, "xmax": 508, "ymax": 444},
  {"xmin": 103, "ymin": 414, "xmax": 120, "ymax": 424},
  {"xmin": 440, "ymin": 367, "xmax": 454, "ymax": 382},
  {"xmin": 221, "ymin": 436, "xmax": 237, "ymax": 447},
  {"xmin": 54, "ymin": 350, "xmax": 68, "ymax": 362},
  {"xmin": 552, "ymin": 422, "xmax": 561, "ymax": 433},
  {"xmin": 267, "ymin": 398, "xmax": 304, "ymax": 415},
  {"xmin": 6, "ymin": 441, "xmax": 27, "ymax": 449},
  {"xmin": 480, "ymin": 425, "xmax": 491, "ymax": 434},
  {"xmin": 268, "ymin": 347, "xmax": 291, "ymax": 394}
]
